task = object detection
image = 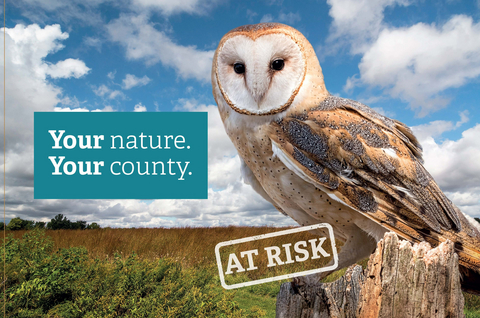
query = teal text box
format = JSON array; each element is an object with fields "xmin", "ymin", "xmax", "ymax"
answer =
[{"xmin": 34, "ymin": 112, "xmax": 208, "ymax": 199}]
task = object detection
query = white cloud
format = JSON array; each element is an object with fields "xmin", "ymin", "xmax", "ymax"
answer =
[
  {"xmin": 93, "ymin": 84, "xmax": 126, "ymax": 99},
  {"xmin": 326, "ymin": 0, "xmax": 410, "ymax": 54},
  {"xmin": 412, "ymin": 118, "xmax": 480, "ymax": 218},
  {"xmin": 58, "ymin": 95, "xmax": 82, "ymax": 108},
  {"xmin": 208, "ymin": 156, "xmax": 240, "ymax": 189},
  {"xmin": 370, "ymin": 106, "xmax": 394, "ymax": 117},
  {"xmin": 92, "ymin": 105, "xmax": 115, "ymax": 112},
  {"xmin": 0, "ymin": 23, "xmax": 89, "ymax": 149},
  {"xmin": 54, "ymin": 105, "xmax": 115, "ymax": 112},
  {"xmin": 260, "ymin": 12, "xmax": 301, "ymax": 24},
  {"xmin": 93, "ymin": 84, "xmax": 110, "ymax": 97},
  {"xmin": 133, "ymin": 102, "xmax": 147, "ymax": 112},
  {"xmin": 122, "ymin": 74, "xmax": 151, "ymax": 89},
  {"xmin": 414, "ymin": 123, "xmax": 480, "ymax": 193},
  {"xmin": 0, "ymin": 23, "xmax": 92, "ymax": 216},
  {"xmin": 83, "ymin": 36, "xmax": 102, "ymax": 51},
  {"xmin": 53, "ymin": 107, "xmax": 89, "ymax": 112},
  {"xmin": 327, "ymin": 1, "xmax": 480, "ymax": 115},
  {"xmin": 46, "ymin": 58, "xmax": 90, "ymax": 78},
  {"xmin": 174, "ymin": 98, "xmax": 237, "ymax": 169},
  {"xmin": 343, "ymin": 74, "xmax": 360, "ymax": 93},
  {"xmin": 358, "ymin": 15, "xmax": 480, "ymax": 116},
  {"xmin": 108, "ymin": 90, "xmax": 126, "ymax": 99},
  {"xmin": 278, "ymin": 12, "xmax": 301, "ymax": 24},
  {"xmin": 14, "ymin": 0, "xmax": 223, "ymax": 29},
  {"xmin": 13, "ymin": 0, "xmax": 107, "ymax": 25},
  {"xmin": 0, "ymin": 23, "xmax": 286, "ymax": 228},
  {"xmin": 144, "ymin": 183, "xmax": 295, "ymax": 227},
  {"xmin": 260, "ymin": 14, "xmax": 273, "ymax": 23},
  {"xmin": 130, "ymin": 0, "xmax": 222, "ymax": 16},
  {"xmin": 246, "ymin": 9, "xmax": 258, "ymax": 22},
  {"xmin": 107, "ymin": 70, "xmax": 116, "ymax": 80},
  {"xmin": 106, "ymin": 14, "xmax": 214, "ymax": 82},
  {"xmin": 411, "ymin": 110, "xmax": 469, "ymax": 141}
]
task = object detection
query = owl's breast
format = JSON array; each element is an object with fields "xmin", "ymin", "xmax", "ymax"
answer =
[{"xmin": 228, "ymin": 122, "xmax": 360, "ymax": 241}]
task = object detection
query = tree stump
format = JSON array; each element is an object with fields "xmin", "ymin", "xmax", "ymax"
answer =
[{"xmin": 276, "ymin": 232, "xmax": 465, "ymax": 318}]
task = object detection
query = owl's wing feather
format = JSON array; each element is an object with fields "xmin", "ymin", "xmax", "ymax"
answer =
[{"xmin": 268, "ymin": 99, "xmax": 461, "ymax": 234}]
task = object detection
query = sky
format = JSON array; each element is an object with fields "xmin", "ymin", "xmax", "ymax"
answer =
[{"xmin": 1, "ymin": 0, "xmax": 480, "ymax": 227}]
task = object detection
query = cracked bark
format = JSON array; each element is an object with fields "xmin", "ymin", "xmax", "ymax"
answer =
[{"xmin": 275, "ymin": 232, "xmax": 465, "ymax": 318}]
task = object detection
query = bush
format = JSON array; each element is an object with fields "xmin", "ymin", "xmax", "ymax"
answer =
[
  {"xmin": 6, "ymin": 217, "xmax": 34, "ymax": 231},
  {"xmin": 86, "ymin": 222, "xmax": 100, "ymax": 230},
  {"xmin": 0, "ymin": 230, "xmax": 252, "ymax": 317}
]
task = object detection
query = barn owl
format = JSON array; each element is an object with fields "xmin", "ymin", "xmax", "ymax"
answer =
[{"xmin": 212, "ymin": 23, "xmax": 480, "ymax": 293}]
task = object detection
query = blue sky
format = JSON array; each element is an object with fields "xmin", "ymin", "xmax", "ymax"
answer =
[{"xmin": 2, "ymin": 0, "xmax": 480, "ymax": 227}]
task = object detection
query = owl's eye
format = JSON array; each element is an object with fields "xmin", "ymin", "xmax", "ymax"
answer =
[
  {"xmin": 271, "ymin": 59, "xmax": 284, "ymax": 71},
  {"xmin": 233, "ymin": 63, "xmax": 245, "ymax": 74}
]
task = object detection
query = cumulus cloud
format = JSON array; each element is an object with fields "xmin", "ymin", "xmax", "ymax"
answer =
[
  {"xmin": 53, "ymin": 107, "xmax": 89, "ymax": 112},
  {"xmin": 0, "ymin": 23, "xmax": 91, "ymax": 216},
  {"xmin": 174, "ymin": 99, "xmax": 236, "ymax": 158},
  {"xmin": 106, "ymin": 14, "xmax": 214, "ymax": 82},
  {"xmin": 54, "ymin": 106, "xmax": 115, "ymax": 112},
  {"xmin": 108, "ymin": 90, "xmax": 126, "ymax": 100},
  {"xmin": 122, "ymin": 74, "xmax": 151, "ymax": 89},
  {"xmin": 46, "ymin": 58, "xmax": 90, "ymax": 78},
  {"xmin": 411, "ymin": 110, "xmax": 469, "ymax": 141},
  {"xmin": 357, "ymin": 16, "xmax": 480, "ymax": 116},
  {"xmin": 412, "ymin": 117, "xmax": 480, "ymax": 218},
  {"xmin": 0, "ymin": 27, "xmax": 290, "ymax": 228},
  {"xmin": 0, "ymin": 23, "xmax": 89, "ymax": 151},
  {"xmin": 144, "ymin": 183, "xmax": 294, "ymax": 227},
  {"xmin": 133, "ymin": 102, "xmax": 147, "ymax": 112},
  {"xmin": 327, "ymin": 1, "xmax": 480, "ymax": 115},
  {"xmin": 326, "ymin": 0, "xmax": 410, "ymax": 54},
  {"xmin": 93, "ymin": 84, "xmax": 126, "ymax": 100},
  {"xmin": 153, "ymin": 98, "xmax": 297, "ymax": 227},
  {"xmin": 328, "ymin": 0, "xmax": 480, "ymax": 215}
]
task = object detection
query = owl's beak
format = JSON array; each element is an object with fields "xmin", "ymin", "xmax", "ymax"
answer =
[
  {"xmin": 246, "ymin": 69, "xmax": 269, "ymax": 106},
  {"xmin": 250, "ymin": 90, "xmax": 265, "ymax": 105}
]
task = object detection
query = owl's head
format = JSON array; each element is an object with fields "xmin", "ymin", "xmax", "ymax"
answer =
[{"xmin": 212, "ymin": 23, "xmax": 327, "ymax": 117}]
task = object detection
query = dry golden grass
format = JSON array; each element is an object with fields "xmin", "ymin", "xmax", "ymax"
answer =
[{"xmin": 9, "ymin": 226, "xmax": 338, "ymax": 275}]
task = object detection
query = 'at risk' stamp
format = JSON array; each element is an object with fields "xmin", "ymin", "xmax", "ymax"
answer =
[{"xmin": 215, "ymin": 223, "xmax": 338, "ymax": 289}]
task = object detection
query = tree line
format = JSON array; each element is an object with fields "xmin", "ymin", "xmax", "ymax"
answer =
[
  {"xmin": 0, "ymin": 215, "xmax": 478, "ymax": 231},
  {"xmin": 1, "ymin": 214, "xmax": 101, "ymax": 231}
]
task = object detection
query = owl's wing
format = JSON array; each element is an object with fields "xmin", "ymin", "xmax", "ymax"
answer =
[{"xmin": 268, "ymin": 101, "xmax": 461, "ymax": 237}]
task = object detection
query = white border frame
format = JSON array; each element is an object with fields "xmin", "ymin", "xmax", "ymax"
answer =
[{"xmin": 215, "ymin": 223, "xmax": 338, "ymax": 289}]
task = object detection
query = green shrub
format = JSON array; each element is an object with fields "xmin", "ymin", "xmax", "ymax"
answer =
[
  {"xmin": 1, "ymin": 230, "xmax": 256, "ymax": 317},
  {"xmin": 6, "ymin": 218, "xmax": 34, "ymax": 231}
]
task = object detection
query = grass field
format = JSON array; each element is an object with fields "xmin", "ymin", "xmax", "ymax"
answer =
[{"xmin": 3, "ymin": 227, "xmax": 480, "ymax": 317}]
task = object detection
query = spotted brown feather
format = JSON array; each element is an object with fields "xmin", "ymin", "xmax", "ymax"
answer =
[{"xmin": 270, "ymin": 95, "xmax": 461, "ymax": 232}]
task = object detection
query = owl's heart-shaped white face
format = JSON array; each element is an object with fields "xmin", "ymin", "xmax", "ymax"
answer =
[{"xmin": 216, "ymin": 33, "xmax": 306, "ymax": 116}]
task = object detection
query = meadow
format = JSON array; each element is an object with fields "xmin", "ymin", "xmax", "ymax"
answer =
[{"xmin": 2, "ymin": 227, "xmax": 480, "ymax": 317}]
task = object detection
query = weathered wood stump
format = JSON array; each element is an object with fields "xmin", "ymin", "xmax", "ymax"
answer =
[{"xmin": 276, "ymin": 232, "xmax": 465, "ymax": 318}]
